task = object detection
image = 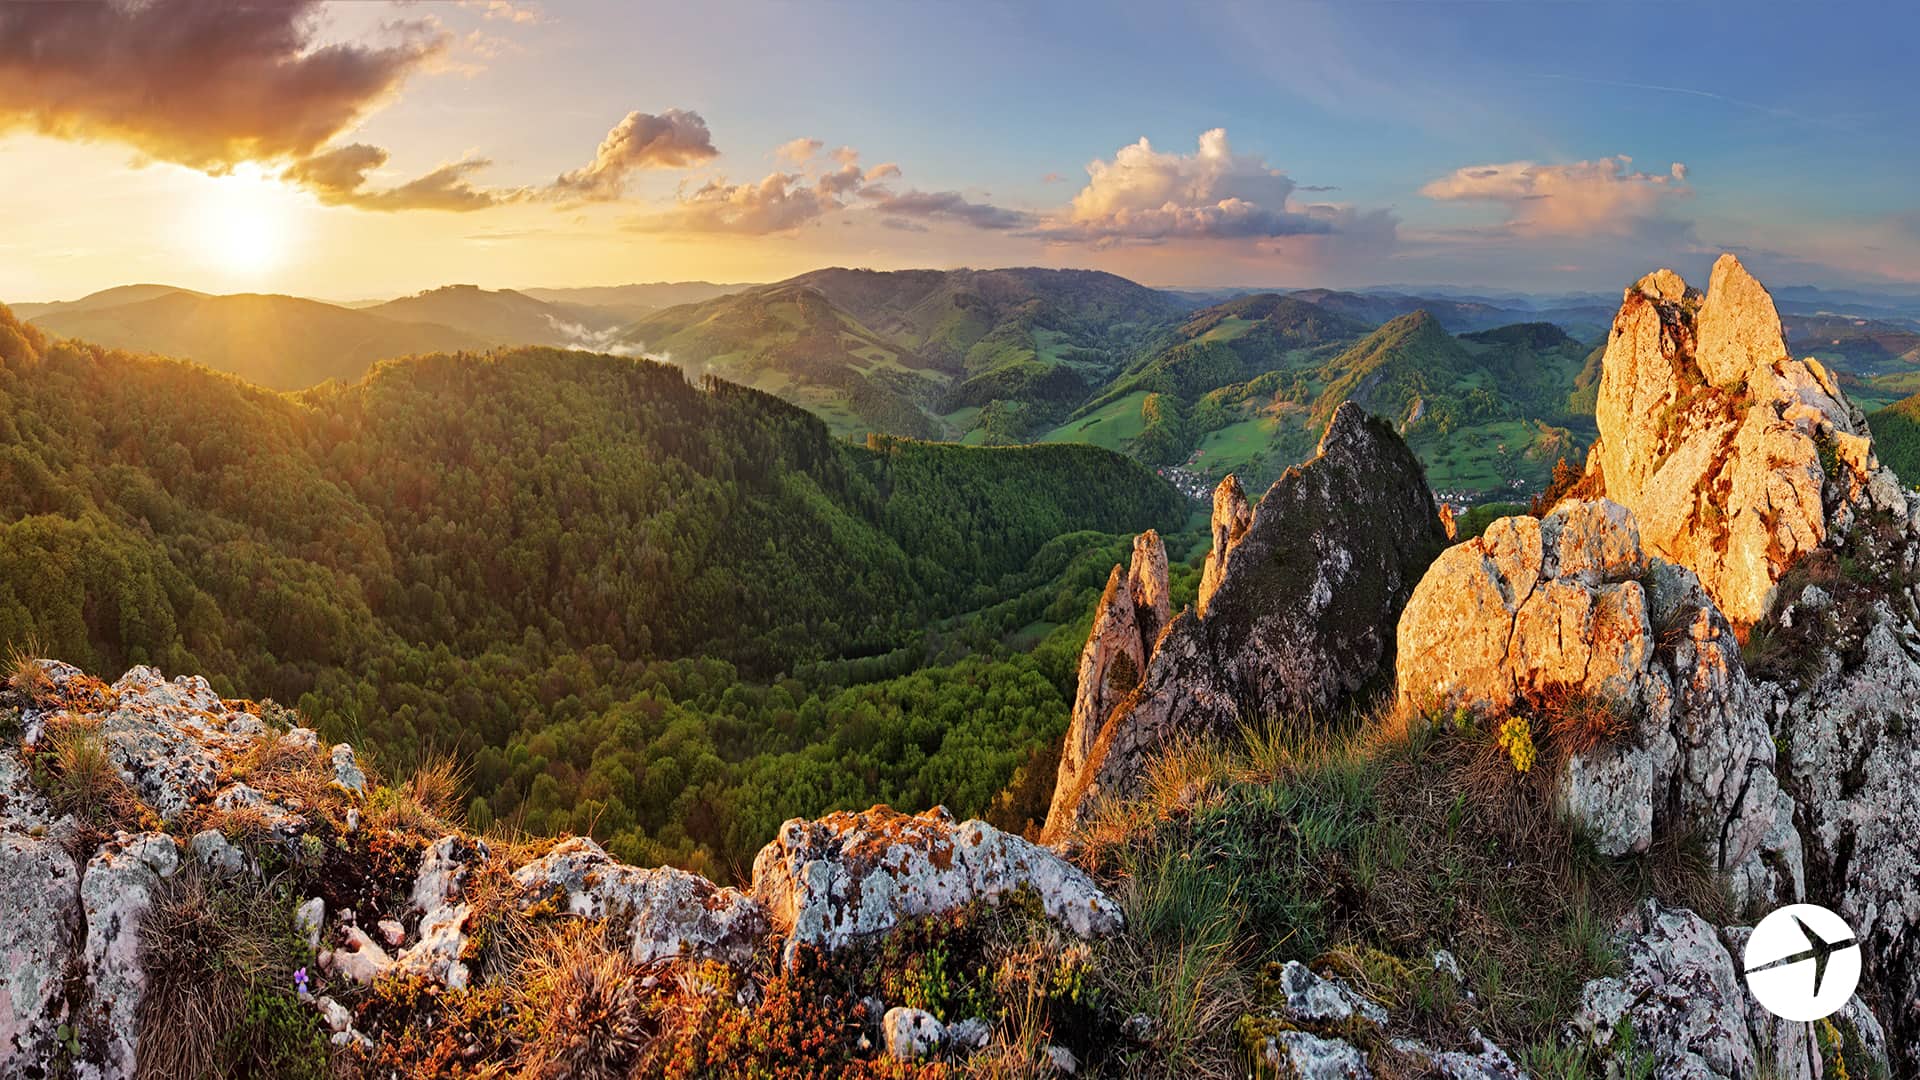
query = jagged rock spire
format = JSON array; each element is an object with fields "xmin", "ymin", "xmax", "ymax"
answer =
[
  {"xmin": 1197, "ymin": 475, "xmax": 1251, "ymax": 617},
  {"xmin": 1583, "ymin": 252, "xmax": 1905, "ymax": 628},
  {"xmin": 1046, "ymin": 530, "xmax": 1171, "ymax": 829},
  {"xmin": 1046, "ymin": 402, "xmax": 1445, "ymax": 837}
]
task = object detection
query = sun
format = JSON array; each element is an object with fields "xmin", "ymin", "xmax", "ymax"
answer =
[{"xmin": 187, "ymin": 164, "xmax": 297, "ymax": 282}]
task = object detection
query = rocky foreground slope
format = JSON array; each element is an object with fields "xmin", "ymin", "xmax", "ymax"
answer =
[
  {"xmin": 3, "ymin": 254, "xmax": 1917, "ymax": 1079},
  {"xmin": 1045, "ymin": 254, "xmax": 1917, "ymax": 1076}
]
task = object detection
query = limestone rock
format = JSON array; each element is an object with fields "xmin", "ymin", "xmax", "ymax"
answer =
[
  {"xmin": 325, "ymin": 924, "xmax": 395, "ymax": 986},
  {"xmin": 0, "ymin": 746, "xmax": 56, "ymax": 832},
  {"xmin": 1271, "ymin": 960, "xmax": 1387, "ymax": 1031},
  {"xmin": 1042, "ymin": 1044, "xmax": 1080, "ymax": 1074},
  {"xmin": 881, "ymin": 1006, "xmax": 944, "ymax": 1061},
  {"xmin": 752, "ymin": 805, "xmax": 1121, "ymax": 964},
  {"xmin": 1049, "ymin": 403, "xmax": 1444, "ymax": 833},
  {"xmin": 1572, "ymin": 901, "xmax": 1756, "ymax": 1080},
  {"xmin": 1775, "ymin": 605, "xmax": 1920, "ymax": 1054},
  {"xmin": 0, "ymin": 835, "xmax": 80, "ymax": 1075},
  {"xmin": 1197, "ymin": 474, "xmax": 1252, "ymax": 617},
  {"xmin": 1583, "ymin": 253, "xmax": 1893, "ymax": 629},
  {"xmin": 295, "ymin": 896, "xmax": 325, "ymax": 950},
  {"xmin": 1047, "ymin": 530, "xmax": 1171, "ymax": 829},
  {"xmin": 1396, "ymin": 500, "xmax": 1799, "ymax": 892},
  {"xmin": 513, "ymin": 836, "xmax": 766, "ymax": 966},
  {"xmin": 330, "ymin": 743, "xmax": 367, "ymax": 794},
  {"xmin": 1722, "ymin": 925, "xmax": 1892, "ymax": 1080},
  {"xmin": 79, "ymin": 832, "xmax": 181, "ymax": 1079},
  {"xmin": 1391, "ymin": 1033, "xmax": 1524, "ymax": 1079},
  {"xmin": 1255, "ymin": 1029, "xmax": 1372, "ymax": 1079}
]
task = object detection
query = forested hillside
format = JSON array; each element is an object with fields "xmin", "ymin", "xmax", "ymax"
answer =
[
  {"xmin": 1041, "ymin": 300, "xmax": 1597, "ymax": 497},
  {"xmin": 0, "ymin": 304, "xmax": 1185, "ymax": 875}
]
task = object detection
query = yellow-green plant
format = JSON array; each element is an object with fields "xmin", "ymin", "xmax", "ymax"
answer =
[{"xmin": 1496, "ymin": 716, "xmax": 1537, "ymax": 773}]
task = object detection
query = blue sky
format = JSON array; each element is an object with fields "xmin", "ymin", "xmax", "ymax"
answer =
[{"xmin": 3, "ymin": 0, "xmax": 1915, "ymax": 298}]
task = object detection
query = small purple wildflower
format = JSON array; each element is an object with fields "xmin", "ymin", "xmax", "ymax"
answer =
[{"xmin": 294, "ymin": 966, "xmax": 310, "ymax": 994}]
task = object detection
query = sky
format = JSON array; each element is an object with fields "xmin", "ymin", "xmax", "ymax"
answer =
[{"xmin": 2, "ymin": 0, "xmax": 1917, "ymax": 302}]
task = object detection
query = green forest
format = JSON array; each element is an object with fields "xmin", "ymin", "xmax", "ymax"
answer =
[{"xmin": 0, "ymin": 305, "xmax": 1189, "ymax": 877}]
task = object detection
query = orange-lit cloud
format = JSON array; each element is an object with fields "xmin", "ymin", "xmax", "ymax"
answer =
[
  {"xmin": 284, "ymin": 144, "xmax": 512, "ymax": 212},
  {"xmin": 775, "ymin": 137, "xmax": 824, "ymax": 164},
  {"xmin": 1038, "ymin": 128, "xmax": 1360, "ymax": 244},
  {"xmin": 631, "ymin": 172, "xmax": 842, "ymax": 234},
  {"xmin": 0, "ymin": 0, "xmax": 446, "ymax": 174},
  {"xmin": 632, "ymin": 143, "xmax": 1031, "ymax": 236},
  {"xmin": 549, "ymin": 109, "xmax": 719, "ymax": 201},
  {"xmin": 1420, "ymin": 155, "xmax": 1689, "ymax": 236}
]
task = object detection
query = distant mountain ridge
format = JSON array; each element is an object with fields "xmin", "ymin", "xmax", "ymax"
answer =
[{"xmin": 17, "ymin": 283, "xmax": 634, "ymax": 391}]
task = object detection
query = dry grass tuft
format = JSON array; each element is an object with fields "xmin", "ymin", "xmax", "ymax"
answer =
[
  {"xmin": 368, "ymin": 750, "xmax": 470, "ymax": 836},
  {"xmin": 512, "ymin": 920, "xmax": 663, "ymax": 1080},
  {"xmin": 38, "ymin": 713, "xmax": 144, "ymax": 829},
  {"xmin": 4, "ymin": 639, "xmax": 50, "ymax": 703},
  {"xmin": 135, "ymin": 867, "xmax": 328, "ymax": 1080}
]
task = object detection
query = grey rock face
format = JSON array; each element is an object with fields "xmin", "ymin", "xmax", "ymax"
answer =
[
  {"xmin": 513, "ymin": 836, "xmax": 767, "ymax": 967},
  {"xmin": 0, "ymin": 834, "xmax": 81, "ymax": 1075},
  {"xmin": 1048, "ymin": 403, "xmax": 1445, "ymax": 834},
  {"xmin": 79, "ymin": 832, "xmax": 182, "ymax": 1080},
  {"xmin": 1573, "ymin": 901, "xmax": 1757, "ymax": 1080},
  {"xmin": 752, "ymin": 804, "xmax": 1122, "ymax": 964}
]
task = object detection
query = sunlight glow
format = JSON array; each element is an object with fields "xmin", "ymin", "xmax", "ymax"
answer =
[{"xmin": 185, "ymin": 164, "xmax": 297, "ymax": 282}]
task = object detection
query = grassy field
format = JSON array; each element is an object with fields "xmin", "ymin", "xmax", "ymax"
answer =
[
  {"xmin": 1195, "ymin": 315, "xmax": 1257, "ymax": 344},
  {"xmin": 1410, "ymin": 419, "xmax": 1580, "ymax": 496},
  {"xmin": 1039, "ymin": 390, "xmax": 1150, "ymax": 451}
]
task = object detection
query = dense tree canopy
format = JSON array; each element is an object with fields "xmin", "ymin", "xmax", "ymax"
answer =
[{"xmin": 0, "ymin": 305, "xmax": 1189, "ymax": 874}]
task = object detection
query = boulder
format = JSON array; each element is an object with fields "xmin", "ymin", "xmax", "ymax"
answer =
[
  {"xmin": 1572, "ymin": 901, "xmax": 1756, "ymax": 1080},
  {"xmin": 1396, "ymin": 500, "xmax": 1800, "ymax": 896},
  {"xmin": 752, "ymin": 805, "xmax": 1121, "ymax": 964},
  {"xmin": 1048, "ymin": 403, "xmax": 1445, "ymax": 834},
  {"xmin": 1269, "ymin": 960, "xmax": 1387, "ymax": 1031},
  {"xmin": 881, "ymin": 1006, "xmax": 944, "ymax": 1061},
  {"xmin": 513, "ymin": 836, "xmax": 766, "ymax": 966}
]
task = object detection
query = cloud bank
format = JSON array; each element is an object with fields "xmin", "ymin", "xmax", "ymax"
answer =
[
  {"xmin": 1420, "ymin": 155, "xmax": 1689, "ymax": 236},
  {"xmin": 0, "ymin": 0, "xmax": 445, "ymax": 173}
]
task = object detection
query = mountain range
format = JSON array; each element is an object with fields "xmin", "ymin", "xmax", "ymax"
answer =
[{"xmin": 17, "ymin": 267, "xmax": 1920, "ymax": 500}]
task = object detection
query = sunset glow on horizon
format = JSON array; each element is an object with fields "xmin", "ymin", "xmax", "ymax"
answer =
[{"xmin": 2, "ymin": 0, "xmax": 1917, "ymax": 302}]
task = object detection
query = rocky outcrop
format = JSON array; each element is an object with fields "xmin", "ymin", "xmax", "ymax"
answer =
[
  {"xmin": 752, "ymin": 804, "xmax": 1121, "ymax": 963},
  {"xmin": 0, "ymin": 662, "xmax": 1125, "ymax": 1078},
  {"xmin": 1557, "ymin": 255, "xmax": 1920, "ymax": 1068},
  {"xmin": 1581, "ymin": 253, "xmax": 1904, "ymax": 629},
  {"xmin": 1573, "ymin": 901, "xmax": 1758, "ymax": 1080},
  {"xmin": 513, "ymin": 836, "xmax": 766, "ymax": 966},
  {"xmin": 1197, "ymin": 474, "xmax": 1251, "ymax": 617},
  {"xmin": 1047, "ymin": 530, "xmax": 1171, "ymax": 829},
  {"xmin": 1396, "ymin": 499, "xmax": 1801, "ymax": 904},
  {"xmin": 1047, "ymin": 403, "xmax": 1446, "ymax": 835}
]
